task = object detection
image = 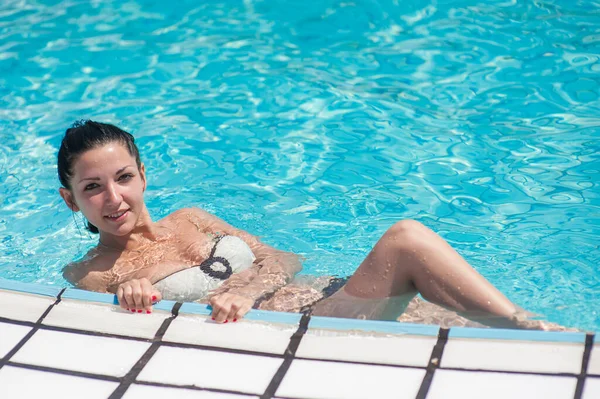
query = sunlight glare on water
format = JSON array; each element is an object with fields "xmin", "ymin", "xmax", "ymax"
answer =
[{"xmin": 0, "ymin": 0, "xmax": 598, "ymax": 331}]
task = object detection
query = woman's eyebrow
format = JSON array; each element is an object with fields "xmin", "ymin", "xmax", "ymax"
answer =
[
  {"xmin": 79, "ymin": 176, "xmax": 100, "ymax": 183},
  {"xmin": 78, "ymin": 165, "xmax": 134, "ymax": 183},
  {"xmin": 115, "ymin": 165, "xmax": 134, "ymax": 174}
]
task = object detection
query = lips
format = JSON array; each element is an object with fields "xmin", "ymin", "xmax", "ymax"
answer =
[{"xmin": 104, "ymin": 209, "xmax": 129, "ymax": 221}]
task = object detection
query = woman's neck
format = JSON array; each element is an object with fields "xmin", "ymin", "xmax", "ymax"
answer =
[{"xmin": 98, "ymin": 206, "xmax": 164, "ymax": 251}]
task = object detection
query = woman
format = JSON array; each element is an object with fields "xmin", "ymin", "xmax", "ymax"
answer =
[{"xmin": 57, "ymin": 120, "xmax": 559, "ymax": 329}]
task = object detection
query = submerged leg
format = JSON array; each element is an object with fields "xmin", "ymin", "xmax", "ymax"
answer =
[{"xmin": 339, "ymin": 220, "xmax": 522, "ymax": 326}]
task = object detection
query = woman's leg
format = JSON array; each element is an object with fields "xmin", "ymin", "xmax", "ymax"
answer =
[{"xmin": 340, "ymin": 219, "xmax": 520, "ymax": 325}]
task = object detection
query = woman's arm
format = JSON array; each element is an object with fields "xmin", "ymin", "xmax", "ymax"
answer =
[
  {"xmin": 220, "ymin": 243, "xmax": 302, "ymax": 301},
  {"xmin": 64, "ymin": 258, "xmax": 163, "ymax": 313},
  {"xmin": 62, "ymin": 260, "xmax": 110, "ymax": 293}
]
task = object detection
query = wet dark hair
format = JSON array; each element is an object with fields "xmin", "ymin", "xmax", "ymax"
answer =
[{"xmin": 57, "ymin": 120, "xmax": 142, "ymax": 234}]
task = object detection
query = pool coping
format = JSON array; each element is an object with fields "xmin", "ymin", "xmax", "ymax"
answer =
[
  {"xmin": 0, "ymin": 278, "xmax": 592, "ymax": 342},
  {"xmin": 1, "ymin": 277, "xmax": 597, "ymax": 399}
]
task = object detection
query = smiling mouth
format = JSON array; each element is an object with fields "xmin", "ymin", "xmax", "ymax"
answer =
[{"xmin": 104, "ymin": 209, "xmax": 129, "ymax": 221}]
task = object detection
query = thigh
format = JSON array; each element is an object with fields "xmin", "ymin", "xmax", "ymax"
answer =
[
  {"xmin": 257, "ymin": 283, "xmax": 324, "ymax": 313},
  {"xmin": 311, "ymin": 286, "xmax": 416, "ymax": 321},
  {"xmin": 342, "ymin": 234, "xmax": 416, "ymax": 299},
  {"xmin": 398, "ymin": 297, "xmax": 486, "ymax": 328}
]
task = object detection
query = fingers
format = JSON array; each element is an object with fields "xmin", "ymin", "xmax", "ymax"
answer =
[
  {"xmin": 209, "ymin": 294, "xmax": 253, "ymax": 323},
  {"xmin": 116, "ymin": 279, "xmax": 161, "ymax": 314},
  {"xmin": 123, "ymin": 282, "xmax": 136, "ymax": 310},
  {"xmin": 232, "ymin": 300, "xmax": 253, "ymax": 321},
  {"xmin": 210, "ymin": 295, "xmax": 235, "ymax": 323},
  {"xmin": 140, "ymin": 278, "xmax": 154, "ymax": 312},
  {"xmin": 131, "ymin": 279, "xmax": 144, "ymax": 311},
  {"xmin": 117, "ymin": 285, "xmax": 126, "ymax": 309},
  {"xmin": 151, "ymin": 289, "xmax": 162, "ymax": 304},
  {"xmin": 226, "ymin": 299, "xmax": 241, "ymax": 322}
]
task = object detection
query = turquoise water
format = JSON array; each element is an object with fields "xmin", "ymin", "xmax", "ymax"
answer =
[{"xmin": 0, "ymin": 0, "xmax": 598, "ymax": 331}]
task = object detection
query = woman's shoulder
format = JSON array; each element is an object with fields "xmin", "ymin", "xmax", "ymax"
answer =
[
  {"xmin": 164, "ymin": 207, "xmax": 219, "ymax": 232},
  {"xmin": 169, "ymin": 207, "xmax": 211, "ymax": 219},
  {"xmin": 167, "ymin": 207, "xmax": 201, "ymax": 218},
  {"xmin": 62, "ymin": 248, "xmax": 114, "ymax": 291}
]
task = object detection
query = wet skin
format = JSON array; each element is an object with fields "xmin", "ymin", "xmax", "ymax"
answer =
[{"xmin": 60, "ymin": 143, "xmax": 572, "ymax": 330}]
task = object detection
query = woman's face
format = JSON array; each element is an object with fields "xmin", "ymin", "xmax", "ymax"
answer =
[{"xmin": 60, "ymin": 142, "xmax": 146, "ymax": 237}]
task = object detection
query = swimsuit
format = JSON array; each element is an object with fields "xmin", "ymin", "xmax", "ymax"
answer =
[
  {"xmin": 300, "ymin": 276, "xmax": 350, "ymax": 314},
  {"xmin": 153, "ymin": 234, "xmax": 349, "ymax": 312},
  {"xmin": 153, "ymin": 235, "xmax": 255, "ymax": 302}
]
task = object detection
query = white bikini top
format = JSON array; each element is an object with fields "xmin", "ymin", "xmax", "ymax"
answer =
[{"xmin": 153, "ymin": 235, "xmax": 255, "ymax": 302}]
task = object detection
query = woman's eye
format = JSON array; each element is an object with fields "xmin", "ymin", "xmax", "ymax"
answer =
[
  {"xmin": 118, "ymin": 173, "xmax": 133, "ymax": 181},
  {"xmin": 84, "ymin": 183, "xmax": 98, "ymax": 191}
]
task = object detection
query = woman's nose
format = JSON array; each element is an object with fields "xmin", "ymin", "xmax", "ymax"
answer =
[{"xmin": 105, "ymin": 183, "xmax": 122, "ymax": 205}]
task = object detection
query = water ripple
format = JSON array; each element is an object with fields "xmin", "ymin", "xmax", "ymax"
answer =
[{"xmin": 0, "ymin": 0, "xmax": 599, "ymax": 330}]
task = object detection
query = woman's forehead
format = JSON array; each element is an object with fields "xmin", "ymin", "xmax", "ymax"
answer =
[{"xmin": 73, "ymin": 144, "xmax": 135, "ymax": 176}]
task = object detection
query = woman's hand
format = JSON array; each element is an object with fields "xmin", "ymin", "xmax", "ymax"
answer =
[
  {"xmin": 209, "ymin": 293, "xmax": 254, "ymax": 323},
  {"xmin": 116, "ymin": 278, "xmax": 162, "ymax": 313}
]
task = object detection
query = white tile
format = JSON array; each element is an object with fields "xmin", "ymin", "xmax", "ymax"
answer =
[
  {"xmin": 442, "ymin": 338, "xmax": 584, "ymax": 373},
  {"xmin": 0, "ymin": 322, "xmax": 32, "ymax": 359},
  {"xmin": 137, "ymin": 346, "xmax": 283, "ymax": 394},
  {"xmin": 297, "ymin": 329, "xmax": 436, "ymax": 367},
  {"xmin": 0, "ymin": 366, "xmax": 118, "ymax": 399},
  {"xmin": 0, "ymin": 290, "xmax": 55, "ymax": 322},
  {"xmin": 43, "ymin": 299, "xmax": 169, "ymax": 339},
  {"xmin": 428, "ymin": 369, "xmax": 577, "ymax": 399},
  {"xmin": 123, "ymin": 384, "xmax": 258, "ymax": 398},
  {"xmin": 276, "ymin": 359, "xmax": 425, "ymax": 399},
  {"xmin": 583, "ymin": 377, "xmax": 600, "ymax": 399},
  {"xmin": 163, "ymin": 314, "xmax": 296, "ymax": 354},
  {"xmin": 587, "ymin": 345, "xmax": 600, "ymax": 374},
  {"xmin": 11, "ymin": 329, "xmax": 150, "ymax": 377}
]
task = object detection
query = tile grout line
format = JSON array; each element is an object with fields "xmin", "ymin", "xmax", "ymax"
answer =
[
  {"xmin": 0, "ymin": 302, "xmax": 591, "ymax": 398},
  {"xmin": 0, "ymin": 288, "xmax": 66, "ymax": 371},
  {"xmin": 7, "ymin": 361, "xmax": 121, "ymax": 382},
  {"xmin": 4, "ymin": 344, "xmax": 587, "ymax": 385},
  {"xmin": 1, "ymin": 311, "xmax": 593, "ymax": 377},
  {"xmin": 134, "ymin": 380, "xmax": 261, "ymax": 396},
  {"xmin": 107, "ymin": 302, "xmax": 183, "ymax": 399},
  {"xmin": 6, "ymin": 361, "xmax": 256, "ymax": 396},
  {"xmin": 158, "ymin": 339, "xmax": 284, "ymax": 358},
  {"xmin": 573, "ymin": 333, "xmax": 595, "ymax": 399},
  {"xmin": 0, "ymin": 313, "xmax": 287, "ymax": 358},
  {"xmin": 288, "ymin": 357, "xmax": 582, "ymax": 377},
  {"xmin": 0, "ymin": 316, "xmax": 153, "ymax": 343},
  {"xmin": 260, "ymin": 312, "xmax": 311, "ymax": 399},
  {"xmin": 440, "ymin": 366, "xmax": 582, "ymax": 378},
  {"xmin": 415, "ymin": 327, "xmax": 449, "ymax": 399}
]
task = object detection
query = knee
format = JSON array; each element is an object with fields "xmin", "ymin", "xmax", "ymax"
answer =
[{"xmin": 384, "ymin": 220, "xmax": 430, "ymax": 252}]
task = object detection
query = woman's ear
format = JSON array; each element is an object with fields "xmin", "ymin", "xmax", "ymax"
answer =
[
  {"xmin": 59, "ymin": 188, "xmax": 80, "ymax": 212},
  {"xmin": 140, "ymin": 163, "xmax": 147, "ymax": 192}
]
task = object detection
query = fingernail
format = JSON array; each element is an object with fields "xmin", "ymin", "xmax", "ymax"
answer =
[
  {"xmin": 130, "ymin": 309, "xmax": 136, "ymax": 313},
  {"xmin": 126, "ymin": 308, "xmax": 129, "ymax": 311},
  {"xmin": 152, "ymin": 296, "xmax": 157, "ymax": 301},
  {"xmin": 233, "ymin": 319, "xmax": 237, "ymax": 322},
  {"xmin": 137, "ymin": 309, "xmax": 142, "ymax": 313},
  {"xmin": 224, "ymin": 320, "xmax": 228, "ymax": 323},
  {"xmin": 211, "ymin": 317, "xmax": 215, "ymax": 320},
  {"xmin": 146, "ymin": 310, "xmax": 151, "ymax": 314}
]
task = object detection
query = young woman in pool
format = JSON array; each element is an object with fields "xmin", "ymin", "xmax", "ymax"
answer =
[{"xmin": 57, "ymin": 120, "xmax": 562, "ymax": 330}]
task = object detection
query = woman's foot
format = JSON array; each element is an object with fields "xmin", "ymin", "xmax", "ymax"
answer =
[{"xmin": 509, "ymin": 311, "xmax": 580, "ymax": 332}]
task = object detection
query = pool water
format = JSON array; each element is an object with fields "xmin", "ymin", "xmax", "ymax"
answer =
[{"xmin": 0, "ymin": 0, "xmax": 598, "ymax": 331}]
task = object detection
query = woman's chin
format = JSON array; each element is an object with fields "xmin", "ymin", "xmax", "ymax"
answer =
[
  {"xmin": 99, "ymin": 211, "xmax": 136, "ymax": 236},
  {"xmin": 99, "ymin": 222, "xmax": 134, "ymax": 237}
]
